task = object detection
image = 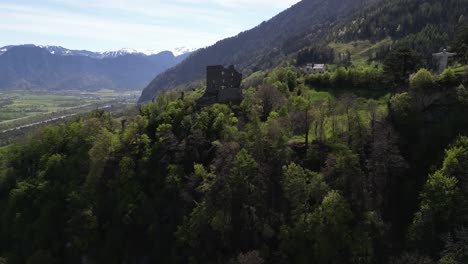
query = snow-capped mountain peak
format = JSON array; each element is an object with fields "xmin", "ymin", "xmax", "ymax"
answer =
[
  {"xmin": 101, "ymin": 48, "xmax": 162, "ymax": 58},
  {"xmin": 171, "ymin": 47, "xmax": 196, "ymax": 56},
  {"xmin": 0, "ymin": 44, "xmax": 196, "ymax": 59},
  {"xmin": 36, "ymin": 45, "xmax": 98, "ymax": 57},
  {"xmin": 100, "ymin": 47, "xmax": 195, "ymax": 58}
]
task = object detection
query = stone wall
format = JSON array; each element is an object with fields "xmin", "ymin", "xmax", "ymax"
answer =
[{"xmin": 199, "ymin": 65, "xmax": 243, "ymax": 105}]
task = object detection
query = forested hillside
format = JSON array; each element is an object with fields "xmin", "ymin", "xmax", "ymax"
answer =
[
  {"xmin": 140, "ymin": 0, "xmax": 468, "ymax": 102},
  {"xmin": 2, "ymin": 34, "xmax": 468, "ymax": 262},
  {"xmin": 327, "ymin": 0, "xmax": 468, "ymax": 63},
  {"xmin": 139, "ymin": 0, "xmax": 371, "ymax": 102}
]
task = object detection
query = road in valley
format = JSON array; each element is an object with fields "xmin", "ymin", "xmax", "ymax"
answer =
[{"xmin": 1, "ymin": 105, "xmax": 111, "ymax": 133}]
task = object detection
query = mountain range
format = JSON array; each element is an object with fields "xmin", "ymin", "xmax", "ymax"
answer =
[
  {"xmin": 139, "ymin": 0, "xmax": 468, "ymax": 102},
  {"xmin": 0, "ymin": 45, "xmax": 194, "ymax": 91}
]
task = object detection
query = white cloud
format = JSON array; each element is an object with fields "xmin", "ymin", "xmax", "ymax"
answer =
[
  {"xmin": 170, "ymin": 0, "xmax": 298, "ymax": 8},
  {"xmin": 47, "ymin": 0, "xmax": 298, "ymax": 10},
  {"xmin": 0, "ymin": 0, "xmax": 301, "ymax": 51}
]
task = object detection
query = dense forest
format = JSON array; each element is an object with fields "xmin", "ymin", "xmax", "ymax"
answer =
[
  {"xmin": 328, "ymin": 0, "xmax": 468, "ymax": 65},
  {"xmin": 1, "ymin": 23, "xmax": 468, "ymax": 263}
]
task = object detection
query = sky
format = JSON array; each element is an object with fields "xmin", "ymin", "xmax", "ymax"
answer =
[{"xmin": 0, "ymin": 0, "xmax": 301, "ymax": 52}]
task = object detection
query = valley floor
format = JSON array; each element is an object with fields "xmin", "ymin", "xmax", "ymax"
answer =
[{"xmin": 0, "ymin": 89, "xmax": 140, "ymax": 145}]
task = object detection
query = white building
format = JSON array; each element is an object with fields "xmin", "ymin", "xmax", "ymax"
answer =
[{"xmin": 304, "ymin": 63, "xmax": 327, "ymax": 74}]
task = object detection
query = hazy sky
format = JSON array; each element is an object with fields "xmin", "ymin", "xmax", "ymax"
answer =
[{"xmin": 0, "ymin": 0, "xmax": 301, "ymax": 52}]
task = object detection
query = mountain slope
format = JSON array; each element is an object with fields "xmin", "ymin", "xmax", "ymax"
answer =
[
  {"xmin": 326, "ymin": 0, "xmax": 468, "ymax": 60},
  {"xmin": 332, "ymin": 0, "xmax": 467, "ymax": 41},
  {"xmin": 0, "ymin": 45, "xmax": 192, "ymax": 91},
  {"xmin": 139, "ymin": 0, "xmax": 373, "ymax": 102},
  {"xmin": 140, "ymin": 0, "xmax": 468, "ymax": 102},
  {"xmin": 293, "ymin": 0, "xmax": 468, "ymax": 69}
]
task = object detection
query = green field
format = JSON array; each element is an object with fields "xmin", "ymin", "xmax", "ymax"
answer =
[
  {"xmin": 0, "ymin": 89, "xmax": 140, "ymax": 139},
  {"xmin": 0, "ymin": 89, "xmax": 140, "ymax": 146},
  {"xmin": 0, "ymin": 89, "xmax": 139, "ymax": 123},
  {"xmin": 328, "ymin": 38, "xmax": 392, "ymax": 66}
]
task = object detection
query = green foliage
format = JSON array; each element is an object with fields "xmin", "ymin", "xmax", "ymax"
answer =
[
  {"xmin": 456, "ymin": 84, "xmax": 468, "ymax": 104},
  {"xmin": 266, "ymin": 67, "xmax": 298, "ymax": 92},
  {"xmin": 390, "ymin": 92, "xmax": 412, "ymax": 118},
  {"xmin": 305, "ymin": 64, "xmax": 384, "ymax": 89},
  {"xmin": 383, "ymin": 46, "xmax": 422, "ymax": 87},
  {"xmin": 243, "ymin": 71, "xmax": 267, "ymax": 88},
  {"xmin": 3, "ymin": 58, "xmax": 468, "ymax": 264},
  {"xmin": 336, "ymin": 0, "xmax": 468, "ymax": 62},
  {"xmin": 452, "ymin": 25, "xmax": 468, "ymax": 64},
  {"xmin": 440, "ymin": 136, "xmax": 468, "ymax": 180},
  {"xmin": 408, "ymin": 136, "xmax": 468, "ymax": 253},
  {"xmin": 331, "ymin": 67, "xmax": 349, "ymax": 87},
  {"xmin": 323, "ymin": 146, "xmax": 366, "ymax": 211},
  {"xmin": 311, "ymin": 190, "xmax": 354, "ymax": 263},
  {"xmin": 409, "ymin": 171, "xmax": 459, "ymax": 250},
  {"xmin": 398, "ymin": 24, "xmax": 449, "ymax": 63},
  {"xmin": 328, "ymin": 38, "xmax": 393, "ymax": 63},
  {"xmin": 410, "ymin": 69, "xmax": 435, "ymax": 94},
  {"xmin": 438, "ymin": 256, "xmax": 459, "ymax": 264},
  {"xmin": 297, "ymin": 45, "xmax": 335, "ymax": 65},
  {"xmin": 439, "ymin": 68, "xmax": 459, "ymax": 88},
  {"xmin": 282, "ymin": 163, "xmax": 329, "ymax": 217},
  {"xmin": 280, "ymin": 190, "xmax": 354, "ymax": 264}
]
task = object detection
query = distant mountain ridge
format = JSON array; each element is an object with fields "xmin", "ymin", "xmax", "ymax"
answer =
[
  {"xmin": 0, "ymin": 44, "xmax": 194, "ymax": 59},
  {"xmin": 0, "ymin": 45, "xmax": 194, "ymax": 91}
]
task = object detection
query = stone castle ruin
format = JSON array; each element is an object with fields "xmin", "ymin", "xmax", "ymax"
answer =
[{"xmin": 198, "ymin": 65, "xmax": 243, "ymax": 105}]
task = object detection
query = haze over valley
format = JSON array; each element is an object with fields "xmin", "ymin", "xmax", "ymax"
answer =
[{"xmin": 0, "ymin": 44, "xmax": 194, "ymax": 91}]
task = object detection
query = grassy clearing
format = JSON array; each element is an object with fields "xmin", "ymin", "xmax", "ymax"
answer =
[
  {"xmin": 305, "ymin": 89, "xmax": 334, "ymax": 102},
  {"xmin": 453, "ymin": 66, "xmax": 468, "ymax": 76},
  {"xmin": 289, "ymin": 86, "xmax": 390, "ymax": 144},
  {"xmin": 329, "ymin": 38, "xmax": 393, "ymax": 66}
]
